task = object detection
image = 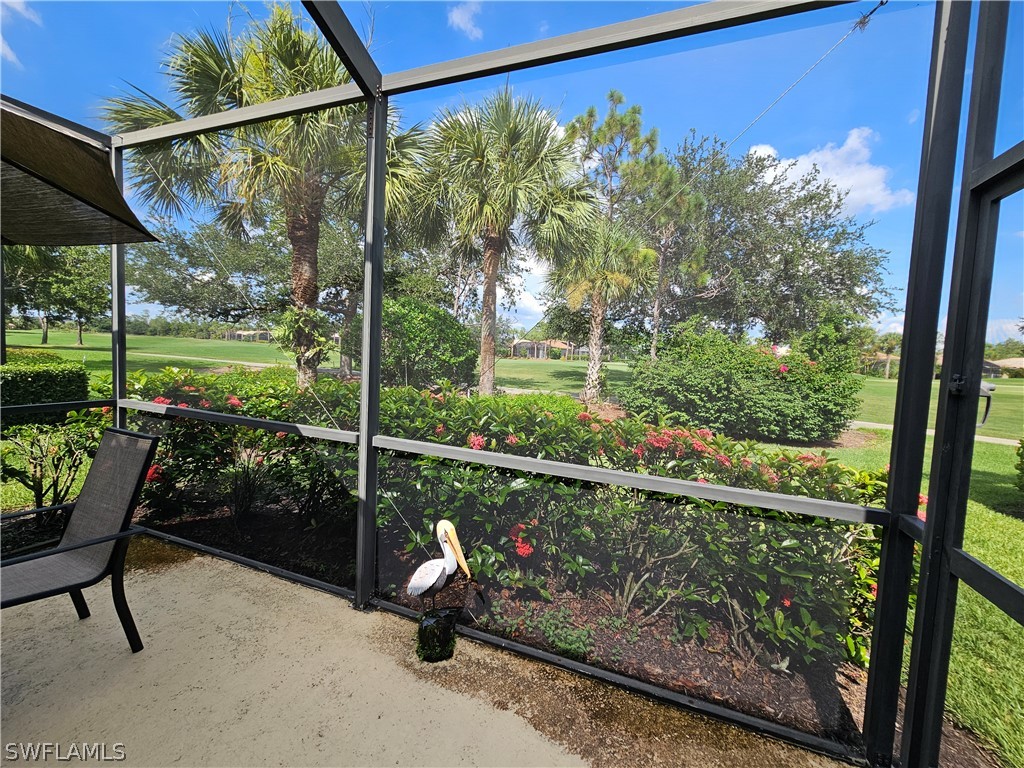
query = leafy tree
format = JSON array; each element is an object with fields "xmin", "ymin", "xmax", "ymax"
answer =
[
  {"xmin": 622, "ymin": 152, "xmax": 705, "ymax": 359},
  {"xmin": 1, "ymin": 245, "xmax": 67, "ymax": 345},
  {"xmin": 549, "ymin": 219, "xmax": 656, "ymax": 402},
  {"xmin": 425, "ymin": 87, "xmax": 596, "ymax": 395},
  {"xmin": 47, "ymin": 247, "xmax": 111, "ymax": 345},
  {"xmin": 665, "ymin": 132, "xmax": 893, "ymax": 342},
  {"xmin": 104, "ymin": 6, "xmax": 424, "ymax": 388}
]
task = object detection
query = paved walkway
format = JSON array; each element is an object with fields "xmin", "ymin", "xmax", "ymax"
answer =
[{"xmin": 851, "ymin": 421, "xmax": 1019, "ymax": 446}]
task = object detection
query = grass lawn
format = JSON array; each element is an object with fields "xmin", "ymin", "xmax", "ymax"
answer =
[
  {"xmin": 494, "ymin": 357, "xmax": 631, "ymax": 394},
  {"xmin": 3, "ymin": 329, "xmax": 329, "ymax": 385},
  {"xmin": 857, "ymin": 376, "xmax": 1023, "ymax": 441},
  {"xmin": 789, "ymin": 431, "xmax": 1023, "ymax": 767}
]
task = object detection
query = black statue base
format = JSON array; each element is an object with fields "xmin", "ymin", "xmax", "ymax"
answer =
[{"xmin": 416, "ymin": 608, "xmax": 459, "ymax": 662}]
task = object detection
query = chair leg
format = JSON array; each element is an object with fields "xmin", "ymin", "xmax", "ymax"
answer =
[
  {"xmin": 70, "ymin": 589, "xmax": 90, "ymax": 619},
  {"xmin": 110, "ymin": 542, "xmax": 143, "ymax": 653}
]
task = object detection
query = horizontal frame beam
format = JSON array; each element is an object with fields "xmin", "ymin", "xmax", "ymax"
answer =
[
  {"xmin": 374, "ymin": 435, "xmax": 889, "ymax": 527},
  {"xmin": 381, "ymin": 0, "xmax": 849, "ymax": 96},
  {"xmin": 113, "ymin": 83, "xmax": 365, "ymax": 148},
  {"xmin": 950, "ymin": 548, "xmax": 1024, "ymax": 626},
  {"xmin": 113, "ymin": 0, "xmax": 849, "ymax": 150},
  {"xmin": 121, "ymin": 399, "xmax": 358, "ymax": 444},
  {"xmin": 302, "ymin": 1, "xmax": 381, "ymax": 98},
  {"xmin": 1, "ymin": 400, "xmax": 115, "ymax": 415},
  {"xmin": 969, "ymin": 139, "xmax": 1024, "ymax": 198},
  {"xmin": 898, "ymin": 514, "xmax": 926, "ymax": 542}
]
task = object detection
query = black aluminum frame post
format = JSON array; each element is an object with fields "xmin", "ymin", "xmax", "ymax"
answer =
[
  {"xmin": 901, "ymin": 3, "xmax": 1011, "ymax": 766},
  {"xmin": 110, "ymin": 147, "xmax": 128, "ymax": 430},
  {"xmin": 861, "ymin": 2, "xmax": 971, "ymax": 765},
  {"xmin": 354, "ymin": 95, "xmax": 387, "ymax": 608}
]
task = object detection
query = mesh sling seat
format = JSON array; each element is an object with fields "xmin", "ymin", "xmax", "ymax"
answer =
[{"xmin": 1, "ymin": 428, "xmax": 159, "ymax": 653}]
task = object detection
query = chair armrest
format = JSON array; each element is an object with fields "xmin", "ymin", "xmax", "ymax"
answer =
[
  {"xmin": 0, "ymin": 526, "xmax": 146, "ymax": 567},
  {"xmin": 0, "ymin": 503, "xmax": 75, "ymax": 522}
]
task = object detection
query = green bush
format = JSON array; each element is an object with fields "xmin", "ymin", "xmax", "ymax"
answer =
[
  {"xmin": 1, "ymin": 352, "xmax": 90, "ymax": 426},
  {"xmin": 1003, "ymin": 367, "xmax": 1024, "ymax": 379},
  {"xmin": 620, "ymin": 321, "xmax": 861, "ymax": 442},
  {"xmin": 128, "ymin": 367, "xmax": 881, "ymax": 667},
  {"xmin": 381, "ymin": 297, "xmax": 477, "ymax": 388}
]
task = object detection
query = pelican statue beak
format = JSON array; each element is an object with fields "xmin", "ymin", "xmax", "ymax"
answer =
[{"xmin": 446, "ymin": 526, "xmax": 472, "ymax": 579}]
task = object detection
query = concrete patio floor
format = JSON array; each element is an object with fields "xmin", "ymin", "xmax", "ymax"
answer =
[{"xmin": 1, "ymin": 540, "xmax": 844, "ymax": 768}]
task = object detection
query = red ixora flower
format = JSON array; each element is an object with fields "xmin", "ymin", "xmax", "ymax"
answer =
[
  {"xmin": 781, "ymin": 595, "xmax": 792, "ymax": 608},
  {"xmin": 145, "ymin": 464, "xmax": 164, "ymax": 483},
  {"xmin": 276, "ymin": 431, "xmax": 288, "ymax": 439},
  {"xmin": 434, "ymin": 424, "xmax": 446, "ymax": 436},
  {"xmin": 505, "ymin": 434, "xmax": 519, "ymax": 445},
  {"xmin": 226, "ymin": 395, "xmax": 243, "ymax": 408},
  {"xmin": 778, "ymin": 364, "xmax": 789, "ymax": 373},
  {"xmin": 182, "ymin": 385, "xmax": 197, "ymax": 392},
  {"xmin": 577, "ymin": 412, "xmax": 593, "ymax": 422},
  {"xmin": 199, "ymin": 399, "xmax": 212, "ymax": 408},
  {"xmin": 697, "ymin": 478, "xmax": 709, "ymax": 485},
  {"xmin": 467, "ymin": 433, "xmax": 485, "ymax": 450},
  {"xmin": 177, "ymin": 402, "xmax": 190, "ymax": 408},
  {"xmin": 696, "ymin": 428, "xmax": 714, "ymax": 440},
  {"xmin": 870, "ymin": 583, "xmax": 878, "ymax": 599},
  {"xmin": 152, "ymin": 396, "xmax": 173, "ymax": 405},
  {"xmin": 715, "ymin": 454, "xmax": 732, "ymax": 468}
]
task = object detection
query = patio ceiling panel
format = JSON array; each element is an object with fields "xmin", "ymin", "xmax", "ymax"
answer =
[{"xmin": 1, "ymin": 102, "xmax": 154, "ymax": 246}]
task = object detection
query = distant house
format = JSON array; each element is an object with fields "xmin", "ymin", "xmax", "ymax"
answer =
[
  {"xmin": 934, "ymin": 353, "xmax": 1003, "ymax": 378},
  {"xmin": 511, "ymin": 338, "xmax": 578, "ymax": 359},
  {"xmin": 993, "ymin": 357, "xmax": 1024, "ymax": 370},
  {"xmin": 226, "ymin": 329, "xmax": 273, "ymax": 342}
]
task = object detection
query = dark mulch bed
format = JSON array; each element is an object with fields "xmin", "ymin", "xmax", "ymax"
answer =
[{"xmin": 136, "ymin": 503, "xmax": 356, "ymax": 590}]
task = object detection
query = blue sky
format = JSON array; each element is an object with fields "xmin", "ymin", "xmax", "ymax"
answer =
[{"xmin": 2, "ymin": 0, "xmax": 1021, "ymax": 342}]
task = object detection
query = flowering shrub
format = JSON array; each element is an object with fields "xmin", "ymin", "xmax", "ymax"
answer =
[
  {"xmin": 620, "ymin": 320, "xmax": 862, "ymax": 442},
  {"xmin": 129, "ymin": 367, "xmax": 883, "ymax": 667}
]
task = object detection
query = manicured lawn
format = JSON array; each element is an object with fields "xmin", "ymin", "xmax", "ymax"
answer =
[
  {"xmin": 3, "ymin": 329, "xmax": 333, "ymax": 386},
  {"xmin": 787, "ymin": 431, "xmax": 1023, "ymax": 767},
  {"xmin": 857, "ymin": 376, "xmax": 1023, "ymax": 441},
  {"xmin": 494, "ymin": 357, "xmax": 631, "ymax": 394}
]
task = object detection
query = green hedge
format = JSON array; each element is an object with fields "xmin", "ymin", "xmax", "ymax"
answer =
[
  {"xmin": 1, "ymin": 352, "xmax": 90, "ymax": 427},
  {"xmin": 620, "ymin": 322, "xmax": 862, "ymax": 442}
]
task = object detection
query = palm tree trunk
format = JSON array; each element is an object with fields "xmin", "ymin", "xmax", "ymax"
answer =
[
  {"xmin": 40, "ymin": 313, "xmax": 48, "ymax": 345},
  {"xmin": 582, "ymin": 292, "xmax": 607, "ymax": 403},
  {"xmin": 287, "ymin": 200, "xmax": 323, "ymax": 390},
  {"xmin": 478, "ymin": 229, "xmax": 503, "ymax": 395},
  {"xmin": 884, "ymin": 356, "xmax": 891, "ymax": 379}
]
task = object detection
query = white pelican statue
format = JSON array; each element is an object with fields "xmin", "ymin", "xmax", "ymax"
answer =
[{"xmin": 407, "ymin": 519, "xmax": 471, "ymax": 612}]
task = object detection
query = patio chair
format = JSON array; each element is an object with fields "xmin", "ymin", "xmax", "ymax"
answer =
[{"xmin": 1, "ymin": 428, "xmax": 159, "ymax": 653}]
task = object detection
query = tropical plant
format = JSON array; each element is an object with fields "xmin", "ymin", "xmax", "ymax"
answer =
[
  {"xmin": 548, "ymin": 219, "xmax": 656, "ymax": 402},
  {"xmin": 103, "ymin": 5, "xmax": 424, "ymax": 388},
  {"xmin": 424, "ymin": 87, "xmax": 596, "ymax": 395}
]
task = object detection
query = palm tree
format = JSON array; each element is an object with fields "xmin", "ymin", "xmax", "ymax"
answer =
[
  {"xmin": 549, "ymin": 219, "xmax": 656, "ymax": 403},
  {"xmin": 104, "ymin": 5, "xmax": 423, "ymax": 388},
  {"xmin": 425, "ymin": 88, "xmax": 596, "ymax": 395}
]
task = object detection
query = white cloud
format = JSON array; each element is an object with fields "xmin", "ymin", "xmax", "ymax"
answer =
[
  {"xmin": 1, "ymin": 0, "xmax": 42, "ymax": 69},
  {"xmin": 871, "ymin": 313, "xmax": 906, "ymax": 335},
  {"xmin": 539, "ymin": 20, "xmax": 550, "ymax": 36},
  {"xmin": 987, "ymin": 318, "xmax": 1023, "ymax": 343},
  {"xmin": 751, "ymin": 128, "xmax": 915, "ymax": 216},
  {"xmin": 907, "ymin": 108, "xmax": 920, "ymax": 125},
  {"xmin": 447, "ymin": 2, "xmax": 483, "ymax": 41}
]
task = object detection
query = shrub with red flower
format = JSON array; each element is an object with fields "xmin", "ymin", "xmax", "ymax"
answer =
[
  {"xmin": 577, "ymin": 412, "xmax": 593, "ymax": 422},
  {"xmin": 467, "ymin": 433, "xmax": 486, "ymax": 450},
  {"xmin": 778, "ymin": 364, "xmax": 789, "ymax": 373},
  {"xmin": 505, "ymin": 434, "xmax": 519, "ymax": 445},
  {"xmin": 152, "ymin": 396, "xmax": 173, "ymax": 405},
  {"xmin": 199, "ymin": 399, "xmax": 212, "ymax": 408},
  {"xmin": 508, "ymin": 523, "xmax": 534, "ymax": 558},
  {"xmin": 145, "ymin": 464, "xmax": 164, "ymax": 483},
  {"xmin": 434, "ymin": 424, "xmax": 446, "ymax": 436},
  {"xmin": 226, "ymin": 395, "xmax": 243, "ymax": 408}
]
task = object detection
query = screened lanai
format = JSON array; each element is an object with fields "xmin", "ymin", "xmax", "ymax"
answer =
[{"xmin": 1, "ymin": 2, "xmax": 1021, "ymax": 767}]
